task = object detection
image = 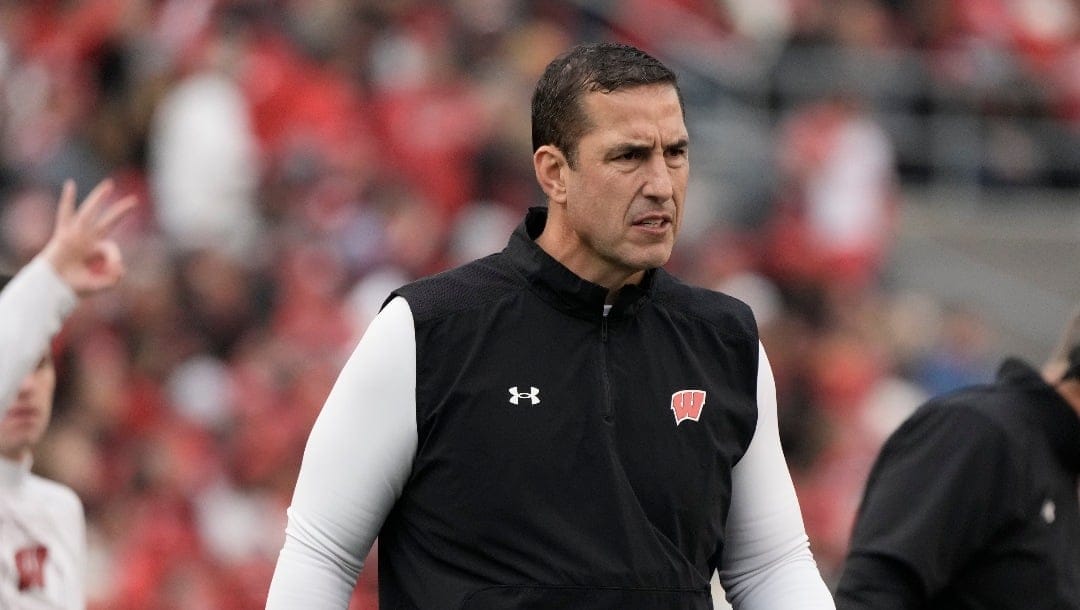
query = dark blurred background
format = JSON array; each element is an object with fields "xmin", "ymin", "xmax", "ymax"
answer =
[{"xmin": 0, "ymin": 1, "xmax": 1076, "ymax": 607}]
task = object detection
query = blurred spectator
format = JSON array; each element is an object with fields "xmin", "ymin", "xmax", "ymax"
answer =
[
  {"xmin": 1, "ymin": 184, "xmax": 56, "ymax": 265},
  {"xmin": 149, "ymin": 6, "xmax": 261, "ymax": 261},
  {"xmin": 911, "ymin": 302, "xmax": 998, "ymax": 396},
  {"xmin": 0, "ymin": 177, "xmax": 135, "ymax": 609},
  {"xmin": 762, "ymin": 94, "xmax": 899, "ymax": 298}
]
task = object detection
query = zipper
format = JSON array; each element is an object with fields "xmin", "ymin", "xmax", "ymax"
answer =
[{"xmin": 600, "ymin": 314, "xmax": 614, "ymax": 424}]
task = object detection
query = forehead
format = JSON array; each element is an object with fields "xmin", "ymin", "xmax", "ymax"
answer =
[{"xmin": 579, "ymin": 84, "xmax": 686, "ymax": 144}]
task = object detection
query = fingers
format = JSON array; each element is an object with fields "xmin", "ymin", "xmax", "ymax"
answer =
[
  {"xmin": 56, "ymin": 179, "xmax": 77, "ymax": 227},
  {"xmin": 67, "ymin": 241, "xmax": 126, "ymax": 297},
  {"xmin": 102, "ymin": 240, "xmax": 124, "ymax": 278},
  {"xmin": 62, "ymin": 178, "xmax": 137, "ymax": 238},
  {"xmin": 45, "ymin": 178, "xmax": 136, "ymax": 290},
  {"xmin": 74, "ymin": 178, "xmax": 116, "ymax": 229},
  {"xmin": 94, "ymin": 194, "xmax": 138, "ymax": 237},
  {"xmin": 91, "ymin": 241, "xmax": 126, "ymax": 283}
]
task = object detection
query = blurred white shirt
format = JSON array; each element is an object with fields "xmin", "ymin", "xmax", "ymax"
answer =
[{"xmin": 149, "ymin": 70, "xmax": 261, "ymax": 260}]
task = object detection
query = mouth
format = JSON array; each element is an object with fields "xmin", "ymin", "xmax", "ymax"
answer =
[
  {"xmin": 2, "ymin": 406, "xmax": 39, "ymax": 422},
  {"xmin": 632, "ymin": 214, "xmax": 673, "ymax": 231}
]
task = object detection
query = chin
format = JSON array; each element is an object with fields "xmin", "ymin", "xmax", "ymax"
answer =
[
  {"xmin": 613, "ymin": 244, "xmax": 672, "ymax": 273},
  {"xmin": 630, "ymin": 256, "xmax": 670, "ymax": 272},
  {"xmin": 641, "ymin": 248, "xmax": 673, "ymax": 269}
]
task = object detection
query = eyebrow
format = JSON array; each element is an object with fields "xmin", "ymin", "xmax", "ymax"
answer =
[
  {"xmin": 665, "ymin": 138, "xmax": 689, "ymax": 153},
  {"xmin": 607, "ymin": 146, "xmax": 644, "ymax": 161},
  {"xmin": 609, "ymin": 137, "xmax": 689, "ymax": 157}
]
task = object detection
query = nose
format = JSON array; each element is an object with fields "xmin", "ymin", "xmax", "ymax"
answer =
[
  {"xmin": 15, "ymin": 369, "xmax": 37, "ymax": 397},
  {"xmin": 641, "ymin": 155, "xmax": 674, "ymax": 203}
]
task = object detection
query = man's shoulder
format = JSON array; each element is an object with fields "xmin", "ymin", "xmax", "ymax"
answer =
[
  {"xmin": 901, "ymin": 383, "xmax": 1025, "ymax": 448},
  {"xmin": 651, "ymin": 270, "xmax": 758, "ymax": 340},
  {"xmin": 24, "ymin": 473, "xmax": 84, "ymax": 516},
  {"xmin": 390, "ymin": 253, "xmax": 520, "ymax": 322}
]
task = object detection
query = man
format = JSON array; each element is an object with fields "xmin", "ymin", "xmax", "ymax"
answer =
[
  {"xmin": 0, "ymin": 179, "xmax": 135, "ymax": 609},
  {"xmin": 267, "ymin": 42, "xmax": 834, "ymax": 609},
  {"xmin": 836, "ymin": 307, "xmax": 1080, "ymax": 608}
]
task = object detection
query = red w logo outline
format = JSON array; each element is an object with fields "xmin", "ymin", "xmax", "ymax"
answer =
[
  {"xmin": 670, "ymin": 390, "xmax": 707, "ymax": 425},
  {"xmin": 15, "ymin": 545, "xmax": 48, "ymax": 591}
]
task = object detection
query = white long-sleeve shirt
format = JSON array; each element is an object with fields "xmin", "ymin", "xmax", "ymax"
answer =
[
  {"xmin": 267, "ymin": 297, "xmax": 835, "ymax": 609},
  {"xmin": 0, "ymin": 257, "xmax": 78, "ymax": 416},
  {"xmin": 0, "ymin": 257, "xmax": 85, "ymax": 607}
]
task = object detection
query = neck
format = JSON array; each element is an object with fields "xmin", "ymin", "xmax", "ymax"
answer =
[
  {"xmin": 534, "ymin": 231, "xmax": 645, "ymax": 302},
  {"xmin": 0, "ymin": 446, "xmax": 29, "ymax": 463},
  {"xmin": 599, "ymin": 272, "xmax": 647, "ymax": 305}
]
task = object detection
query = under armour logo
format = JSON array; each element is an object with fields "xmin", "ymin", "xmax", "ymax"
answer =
[
  {"xmin": 671, "ymin": 389, "xmax": 707, "ymax": 425},
  {"xmin": 508, "ymin": 386, "xmax": 540, "ymax": 405},
  {"xmin": 1042, "ymin": 499, "xmax": 1056, "ymax": 524}
]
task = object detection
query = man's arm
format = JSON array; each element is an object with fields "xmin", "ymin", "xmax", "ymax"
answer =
[
  {"xmin": 0, "ymin": 259, "xmax": 77, "ymax": 411},
  {"xmin": 718, "ymin": 343, "xmax": 835, "ymax": 609},
  {"xmin": 266, "ymin": 297, "xmax": 418, "ymax": 608},
  {"xmin": 0, "ymin": 179, "xmax": 134, "ymax": 412}
]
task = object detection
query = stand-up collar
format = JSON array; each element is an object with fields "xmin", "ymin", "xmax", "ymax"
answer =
[
  {"xmin": 0, "ymin": 453, "xmax": 32, "ymax": 490},
  {"xmin": 504, "ymin": 207, "xmax": 655, "ymax": 320},
  {"xmin": 998, "ymin": 358, "xmax": 1080, "ymax": 472}
]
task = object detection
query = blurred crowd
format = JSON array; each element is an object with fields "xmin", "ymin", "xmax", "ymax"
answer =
[{"xmin": 0, "ymin": 0, "xmax": 1075, "ymax": 608}]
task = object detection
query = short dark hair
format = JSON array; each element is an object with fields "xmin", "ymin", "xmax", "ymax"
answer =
[{"xmin": 531, "ymin": 42, "xmax": 683, "ymax": 168}]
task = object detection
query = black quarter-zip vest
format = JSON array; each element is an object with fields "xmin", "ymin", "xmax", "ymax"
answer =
[{"xmin": 378, "ymin": 208, "xmax": 760, "ymax": 609}]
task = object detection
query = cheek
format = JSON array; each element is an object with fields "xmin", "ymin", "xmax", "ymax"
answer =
[
  {"xmin": 570, "ymin": 176, "xmax": 611, "ymax": 215},
  {"xmin": 673, "ymin": 168, "xmax": 689, "ymax": 196},
  {"xmin": 28, "ymin": 373, "xmax": 57, "ymax": 408},
  {"xmin": 39, "ymin": 369, "xmax": 56, "ymax": 392},
  {"xmin": 673, "ymin": 172, "xmax": 689, "ymax": 208}
]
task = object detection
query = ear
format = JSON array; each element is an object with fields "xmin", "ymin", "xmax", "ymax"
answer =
[{"xmin": 533, "ymin": 145, "xmax": 569, "ymax": 206}]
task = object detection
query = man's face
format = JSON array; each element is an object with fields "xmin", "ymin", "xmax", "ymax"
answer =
[
  {"xmin": 559, "ymin": 83, "xmax": 689, "ymax": 285},
  {"xmin": 0, "ymin": 355, "xmax": 56, "ymax": 460}
]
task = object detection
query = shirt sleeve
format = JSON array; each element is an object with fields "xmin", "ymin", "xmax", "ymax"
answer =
[
  {"xmin": 718, "ymin": 342, "xmax": 835, "ymax": 610},
  {"xmin": 265, "ymin": 297, "xmax": 418, "ymax": 609},
  {"xmin": 0, "ymin": 257, "xmax": 78, "ymax": 414},
  {"xmin": 834, "ymin": 402, "xmax": 1013, "ymax": 608}
]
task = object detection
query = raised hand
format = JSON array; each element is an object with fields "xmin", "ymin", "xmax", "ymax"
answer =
[{"xmin": 39, "ymin": 179, "xmax": 138, "ymax": 297}]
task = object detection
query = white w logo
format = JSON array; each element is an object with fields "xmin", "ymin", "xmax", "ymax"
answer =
[{"xmin": 508, "ymin": 386, "xmax": 541, "ymax": 405}]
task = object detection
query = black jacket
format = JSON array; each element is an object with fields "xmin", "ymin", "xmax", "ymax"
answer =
[
  {"xmin": 836, "ymin": 359, "xmax": 1080, "ymax": 609},
  {"xmin": 378, "ymin": 208, "xmax": 761, "ymax": 609}
]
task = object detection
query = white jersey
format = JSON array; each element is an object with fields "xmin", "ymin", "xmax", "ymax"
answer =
[
  {"xmin": 268, "ymin": 297, "xmax": 835, "ymax": 609},
  {"xmin": 0, "ymin": 257, "xmax": 77, "ymax": 416},
  {"xmin": 0, "ymin": 456, "xmax": 86, "ymax": 609}
]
